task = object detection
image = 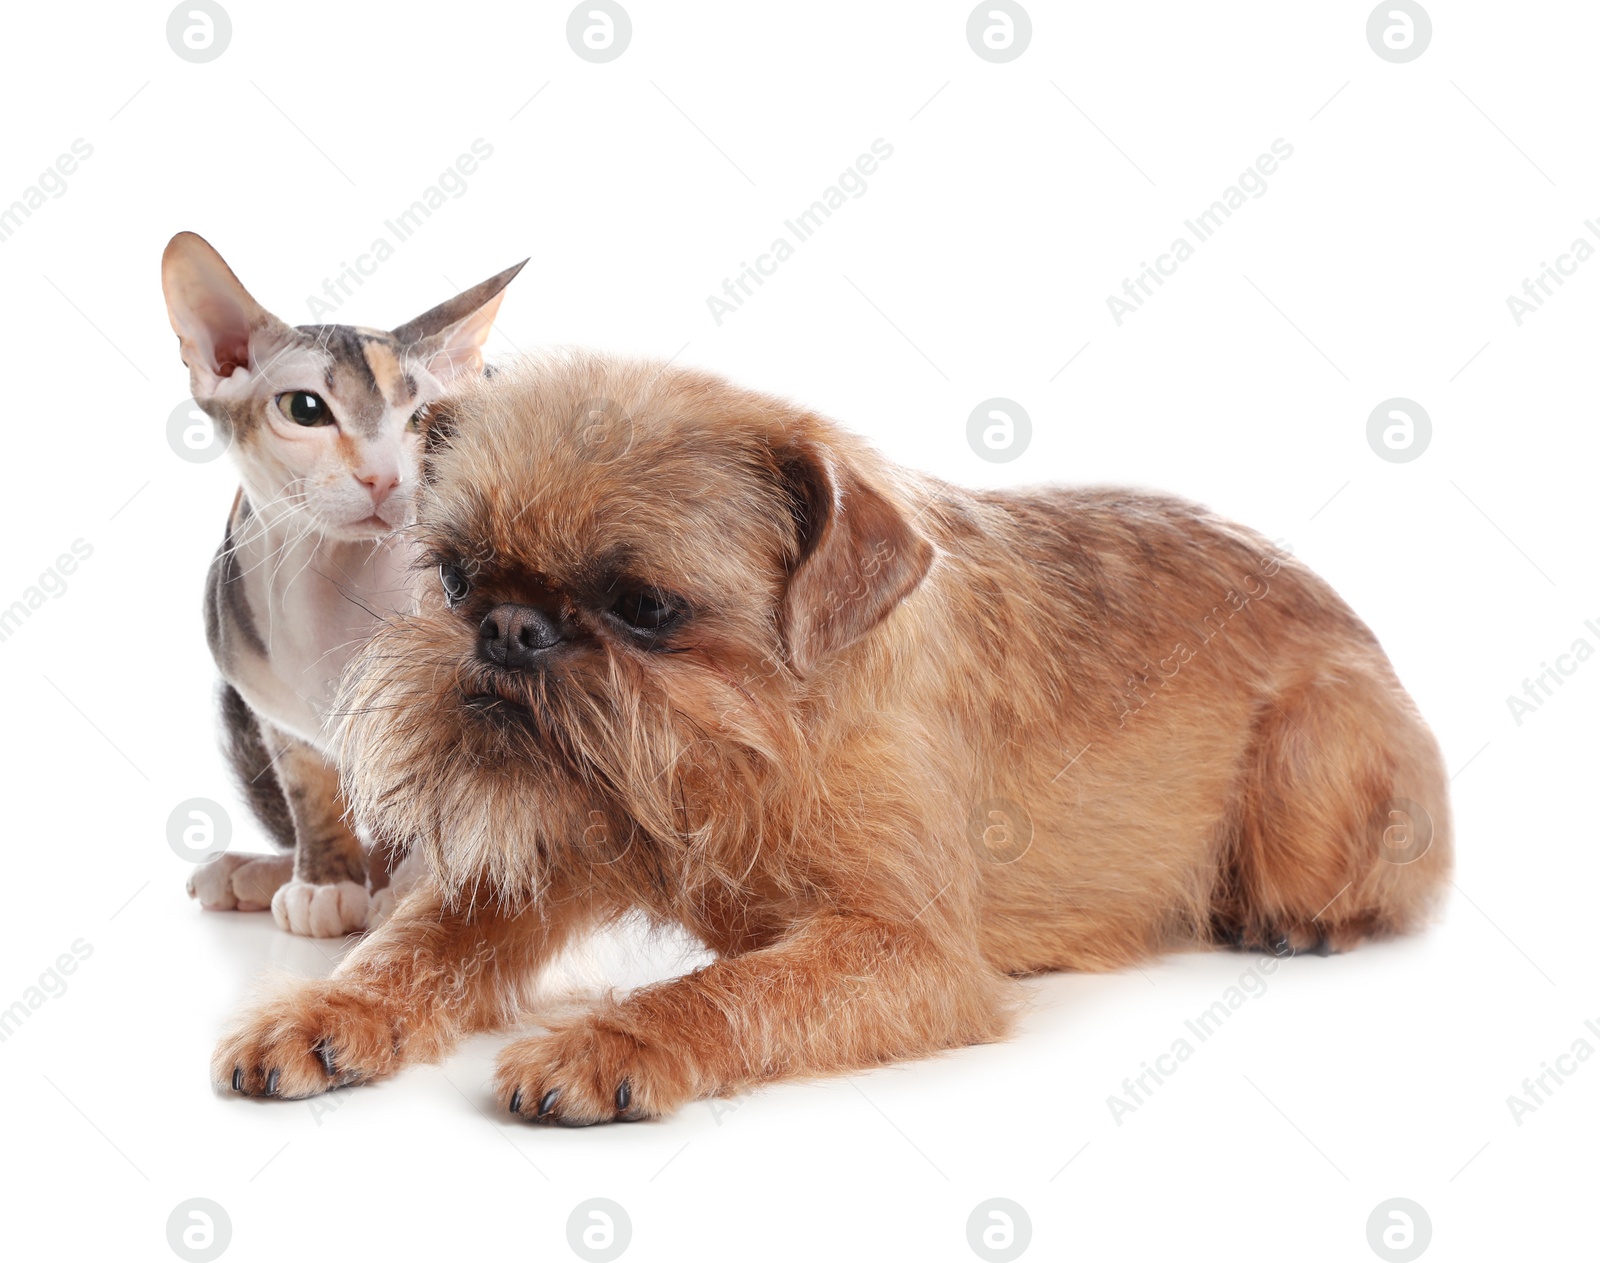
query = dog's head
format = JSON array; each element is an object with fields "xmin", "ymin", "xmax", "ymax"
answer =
[{"xmin": 338, "ymin": 352, "xmax": 933, "ymax": 900}]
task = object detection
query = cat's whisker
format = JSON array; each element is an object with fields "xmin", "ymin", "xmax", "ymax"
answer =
[
  {"xmin": 230, "ymin": 483, "xmax": 316, "ymax": 581},
  {"xmin": 282, "ymin": 526, "xmax": 326, "ymax": 592},
  {"xmin": 163, "ymin": 231, "xmax": 527, "ymax": 941},
  {"xmin": 216, "ymin": 490, "xmax": 306, "ymax": 563},
  {"xmin": 306, "ymin": 624, "xmax": 398, "ymax": 672},
  {"xmin": 254, "ymin": 504, "xmax": 323, "ymax": 660}
]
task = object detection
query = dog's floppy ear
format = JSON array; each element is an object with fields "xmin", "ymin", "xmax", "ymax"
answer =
[{"xmin": 775, "ymin": 440, "xmax": 934, "ymax": 675}]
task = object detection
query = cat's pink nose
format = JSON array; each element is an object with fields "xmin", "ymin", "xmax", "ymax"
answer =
[{"xmin": 359, "ymin": 469, "xmax": 399, "ymax": 507}]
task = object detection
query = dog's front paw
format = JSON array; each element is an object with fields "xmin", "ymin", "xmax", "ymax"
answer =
[
  {"xmin": 188, "ymin": 852, "xmax": 293, "ymax": 912},
  {"xmin": 213, "ymin": 979, "xmax": 400, "ymax": 1099},
  {"xmin": 495, "ymin": 1016, "xmax": 696, "ymax": 1126},
  {"xmin": 271, "ymin": 878, "xmax": 368, "ymax": 937}
]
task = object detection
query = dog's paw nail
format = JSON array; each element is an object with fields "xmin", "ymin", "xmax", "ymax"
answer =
[
  {"xmin": 265, "ymin": 1068, "xmax": 281, "ymax": 1096},
  {"xmin": 314, "ymin": 1041, "xmax": 337, "ymax": 1076},
  {"xmin": 615, "ymin": 1080, "xmax": 631, "ymax": 1112},
  {"xmin": 1308, "ymin": 936, "xmax": 1335, "ymax": 957},
  {"xmin": 509, "ymin": 1089, "xmax": 522, "ymax": 1115},
  {"xmin": 230, "ymin": 1066, "xmax": 243, "ymax": 1092},
  {"xmin": 537, "ymin": 1088, "xmax": 560, "ymax": 1118}
]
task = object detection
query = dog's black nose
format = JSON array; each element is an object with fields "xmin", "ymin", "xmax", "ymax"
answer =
[{"xmin": 479, "ymin": 603, "xmax": 564, "ymax": 671}]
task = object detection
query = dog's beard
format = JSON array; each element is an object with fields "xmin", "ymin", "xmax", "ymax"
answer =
[{"xmin": 337, "ymin": 611, "xmax": 797, "ymax": 905}]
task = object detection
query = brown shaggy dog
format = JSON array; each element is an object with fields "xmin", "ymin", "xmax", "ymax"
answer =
[{"xmin": 212, "ymin": 352, "xmax": 1451, "ymax": 1122}]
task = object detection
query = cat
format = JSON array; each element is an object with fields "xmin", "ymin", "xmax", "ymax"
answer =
[{"xmin": 161, "ymin": 231, "xmax": 524, "ymax": 936}]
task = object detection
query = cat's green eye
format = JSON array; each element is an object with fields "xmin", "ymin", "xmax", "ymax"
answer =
[
  {"xmin": 276, "ymin": 391, "xmax": 332, "ymax": 427},
  {"xmin": 406, "ymin": 404, "xmax": 429, "ymax": 434}
]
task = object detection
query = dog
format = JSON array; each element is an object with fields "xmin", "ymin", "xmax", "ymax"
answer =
[{"xmin": 212, "ymin": 351, "xmax": 1451, "ymax": 1122}]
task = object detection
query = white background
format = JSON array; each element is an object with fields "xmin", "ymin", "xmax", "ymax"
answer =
[{"xmin": 0, "ymin": 2, "xmax": 1594, "ymax": 1260}]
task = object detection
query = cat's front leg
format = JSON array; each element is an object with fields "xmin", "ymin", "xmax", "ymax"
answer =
[
  {"xmin": 187, "ymin": 851, "xmax": 294, "ymax": 911},
  {"xmin": 261, "ymin": 725, "xmax": 369, "ymax": 937},
  {"xmin": 187, "ymin": 683, "xmax": 297, "ymax": 914},
  {"xmin": 365, "ymin": 835, "xmax": 427, "ymax": 928}
]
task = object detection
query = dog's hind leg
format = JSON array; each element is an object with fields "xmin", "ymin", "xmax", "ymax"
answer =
[{"xmin": 1210, "ymin": 654, "xmax": 1452, "ymax": 955}]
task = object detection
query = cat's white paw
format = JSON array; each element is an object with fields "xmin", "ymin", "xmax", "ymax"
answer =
[
  {"xmin": 368, "ymin": 849, "xmax": 426, "ymax": 928},
  {"xmin": 271, "ymin": 879, "xmax": 368, "ymax": 937},
  {"xmin": 188, "ymin": 852, "xmax": 294, "ymax": 912}
]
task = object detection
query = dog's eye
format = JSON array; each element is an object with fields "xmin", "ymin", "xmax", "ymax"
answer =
[
  {"xmin": 609, "ymin": 587, "xmax": 682, "ymax": 633},
  {"xmin": 276, "ymin": 391, "xmax": 332, "ymax": 427},
  {"xmin": 439, "ymin": 563, "xmax": 470, "ymax": 607}
]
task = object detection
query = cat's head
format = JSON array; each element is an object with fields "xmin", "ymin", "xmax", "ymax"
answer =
[{"xmin": 161, "ymin": 231, "xmax": 524, "ymax": 542}]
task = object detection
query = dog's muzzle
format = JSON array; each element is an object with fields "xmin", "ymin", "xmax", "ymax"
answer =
[{"xmin": 478, "ymin": 603, "xmax": 564, "ymax": 673}]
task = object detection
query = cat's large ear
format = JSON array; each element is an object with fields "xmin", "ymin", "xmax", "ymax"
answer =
[
  {"xmin": 161, "ymin": 232, "xmax": 296, "ymax": 400},
  {"xmin": 774, "ymin": 438, "xmax": 934, "ymax": 676},
  {"xmin": 392, "ymin": 260, "xmax": 527, "ymax": 383}
]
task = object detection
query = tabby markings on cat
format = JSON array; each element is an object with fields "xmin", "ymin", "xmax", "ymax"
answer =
[{"xmin": 163, "ymin": 230, "xmax": 525, "ymax": 935}]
